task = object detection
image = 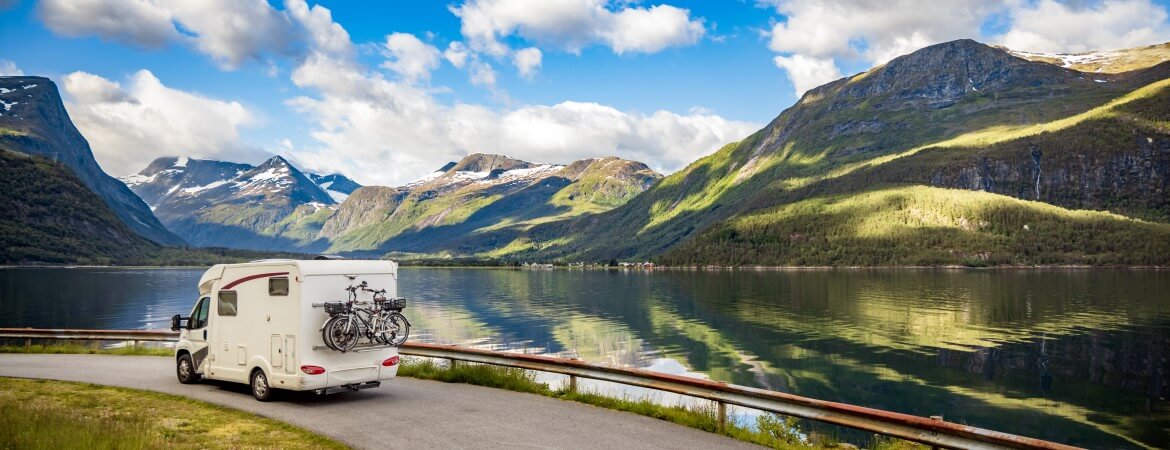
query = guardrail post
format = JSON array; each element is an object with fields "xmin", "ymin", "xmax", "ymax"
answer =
[
  {"xmin": 24, "ymin": 338, "xmax": 31, "ymax": 349},
  {"xmin": 449, "ymin": 358, "xmax": 458, "ymax": 369},
  {"xmin": 929, "ymin": 415, "xmax": 943, "ymax": 450},
  {"xmin": 569, "ymin": 374, "xmax": 577, "ymax": 393},
  {"xmin": 717, "ymin": 401, "xmax": 727, "ymax": 433}
]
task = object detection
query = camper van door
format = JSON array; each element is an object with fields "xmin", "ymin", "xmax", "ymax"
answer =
[{"xmin": 189, "ymin": 295, "xmax": 212, "ymax": 371}]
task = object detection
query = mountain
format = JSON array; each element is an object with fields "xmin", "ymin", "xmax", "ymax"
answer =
[
  {"xmin": 0, "ymin": 148, "xmax": 157, "ymax": 264},
  {"xmin": 122, "ymin": 155, "xmax": 340, "ymax": 250},
  {"xmin": 320, "ymin": 153, "xmax": 662, "ymax": 255},
  {"xmin": 0, "ymin": 76, "xmax": 183, "ymax": 245},
  {"xmin": 496, "ymin": 39, "xmax": 1170, "ymax": 265},
  {"xmin": 122, "ymin": 152, "xmax": 657, "ymax": 256}
]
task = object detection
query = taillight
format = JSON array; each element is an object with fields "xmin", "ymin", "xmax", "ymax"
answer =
[
  {"xmin": 300, "ymin": 365, "xmax": 326, "ymax": 375},
  {"xmin": 381, "ymin": 356, "xmax": 400, "ymax": 367}
]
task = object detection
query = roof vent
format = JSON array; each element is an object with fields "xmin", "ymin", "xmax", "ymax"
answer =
[{"xmin": 313, "ymin": 254, "xmax": 346, "ymax": 260}]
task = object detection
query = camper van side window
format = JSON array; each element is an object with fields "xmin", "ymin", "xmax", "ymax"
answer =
[
  {"xmin": 269, "ymin": 277, "xmax": 289, "ymax": 296},
  {"xmin": 218, "ymin": 291, "xmax": 238, "ymax": 317}
]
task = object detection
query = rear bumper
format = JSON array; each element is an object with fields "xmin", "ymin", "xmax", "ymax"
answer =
[{"xmin": 314, "ymin": 381, "xmax": 381, "ymax": 395}]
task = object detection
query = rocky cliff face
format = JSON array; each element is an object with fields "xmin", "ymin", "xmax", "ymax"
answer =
[
  {"xmin": 0, "ymin": 76, "xmax": 183, "ymax": 245},
  {"xmin": 928, "ymin": 122, "xmax": 1170, "ymax": 222}
]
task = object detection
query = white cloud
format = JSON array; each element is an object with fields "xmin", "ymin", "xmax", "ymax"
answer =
[
  {"xmin": 469, "ymin": 60, "xmax": 498, "ymax": 87},
  {"xmin": 0, "ymin": 60, "xmax": 22, "ymax": 76},
  {"xmin": 444, "ymin": 41, "xmax": 471, "ymax": 68},
  {"xmin": 280, "ymin": 3, "xmax": 756, "ymax": 186},
  {"xmin": 38, "ymin": 0, "xmax": 179, "ymax": 48},
  {"xmin": 772, "ymin": 55, "xmax": 842, "ymax": 97},
  {"xmin": 602, "ymin": 4, "xmax": 706, "ymax": 54},
  {"xmin": 166, "ymin": 0, "xmax": 294, "ymax": 69},
  {"xmin": 512, "ymin": 47, "xmax": 542, "ymax": 78},
  {"xmin": 61, "ymin": 70, "xmax": 265, "ymax": 176},
  {"xmin": 996, "ymin": 0, "xmax": 1170, "ymax": 53},
  {"xmin": 380, "ymin": 32, "xmax": 441, "ymax": 83},
  {"xmin": 449, "ymin": 0, "xmax": 706, "ymax": 56},
  {"xmin": 37, "ymin": 0, "xmax": 319, "ymax": 70}
]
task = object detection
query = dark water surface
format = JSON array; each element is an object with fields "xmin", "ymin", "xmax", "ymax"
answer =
[{"xmin": 1, "ymin": 267, "xmax": 1167, "ymax": 447}]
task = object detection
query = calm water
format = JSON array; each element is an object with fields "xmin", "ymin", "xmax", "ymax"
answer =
[{"xmin": 1, "ymin": 267, "xmax": 1167, "ymax": 448}]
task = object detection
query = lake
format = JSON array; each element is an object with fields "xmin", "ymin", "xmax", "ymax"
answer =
[{"xmin": 1, "ymin": 267, "xmax": 1167, "ymax": 448}]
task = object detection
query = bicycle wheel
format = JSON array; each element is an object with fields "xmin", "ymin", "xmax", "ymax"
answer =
[
  {"xmin": 385, "ymin": 312, "xmax": 410, "ymax": 347},
  {"xmin": 323, "ymin": 316, "xmax": 359, "ymax": 352}
]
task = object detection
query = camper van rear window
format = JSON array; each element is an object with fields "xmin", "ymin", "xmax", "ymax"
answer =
[
  {"xmin": 218, "ymin": 291, "xmax": 238, "ymax": 316},
  {"xmin": 269, "ymin": 277, "xmax": 289, "ymax": 296}
]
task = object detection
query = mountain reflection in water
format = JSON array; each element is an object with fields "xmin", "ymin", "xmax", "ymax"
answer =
[{"xmin": 0, "ymin": 267, "xmax": 1165, "ymax": 448}]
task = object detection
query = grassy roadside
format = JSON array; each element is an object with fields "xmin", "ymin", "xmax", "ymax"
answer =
[
  {"xmin": 396, "ymin": 359, "xmax": 925, "ymax": 450},
  {"xmin": 0, "ymin": 377, "xmax": 347, "ymax": 450}
]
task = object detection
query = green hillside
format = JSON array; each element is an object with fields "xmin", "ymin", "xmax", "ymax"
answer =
[
  {"xmin": 660, "ymin": 186, "xmax": 1170, "ymax": 266},
  {"xmin": 492, "ymin": 40, "xmax": 1170, "ymax": 266},
  {"xmin": 0, "ymin": 149, "xmax": 157, "ymax": 264}
]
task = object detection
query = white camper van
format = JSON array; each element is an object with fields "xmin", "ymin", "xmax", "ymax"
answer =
[{"xmin": 171, "ymin": 259, "xmax": 403, "ymax": 401}]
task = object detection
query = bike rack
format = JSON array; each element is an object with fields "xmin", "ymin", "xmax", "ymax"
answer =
[{"xmin": 311, "ymin": 343, "xmax": 398, "ymax": 352}]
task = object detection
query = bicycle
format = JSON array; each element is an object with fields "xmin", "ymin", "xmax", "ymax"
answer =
[{"xmin": 321, "ymin": 282, "xmax": 410, "ymax": 352}]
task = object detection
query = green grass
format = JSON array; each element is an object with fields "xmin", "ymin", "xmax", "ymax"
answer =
[
  {"xmin": 0, "ymin": 377, "xmax": 347, "ymax": 450},
  {"xmin": 0, "ymin": 342, "xmax": 174, "ymax": 356},
  {"xmin": 397, "ymin": 358, "xmax": 924, "ymax": 449}
]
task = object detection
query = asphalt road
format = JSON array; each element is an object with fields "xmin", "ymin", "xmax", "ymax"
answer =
[{"xmin": 0, "ymin": 354, "xmax": 758, "ymax": 449}]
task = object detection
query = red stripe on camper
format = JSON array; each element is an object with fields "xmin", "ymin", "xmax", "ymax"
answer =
[{"xmin": 221, "ymin": 272, "xmax": 289, "ymax": 290}]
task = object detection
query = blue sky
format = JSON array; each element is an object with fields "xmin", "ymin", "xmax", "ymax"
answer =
[{"xmin": 2, "ymin": 0, "xmax": 1169, "ymax": 185}]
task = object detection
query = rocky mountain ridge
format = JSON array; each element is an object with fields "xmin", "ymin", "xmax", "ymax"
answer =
[{"xmin": 0, "ymin": 76, "xmax": 183, "ymax": 245}]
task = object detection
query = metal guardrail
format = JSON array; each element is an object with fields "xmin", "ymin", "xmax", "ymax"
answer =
[{"xmin": 0, "ymin": 328, "xmax": 1079, "ymax": 450}]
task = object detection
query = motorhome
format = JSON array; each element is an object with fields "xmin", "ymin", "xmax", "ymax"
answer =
[{"xmin": 171, "ymin": 259, "xmax": 402, "ymax": 401}]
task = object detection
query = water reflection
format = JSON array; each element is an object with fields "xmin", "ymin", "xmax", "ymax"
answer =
[{"xmin": 0, "ymin": 267, "xmax": 1166, "ymax": 447}]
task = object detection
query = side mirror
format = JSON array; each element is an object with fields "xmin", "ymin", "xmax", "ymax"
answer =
[{"xmin": 171, "ymin": 314, "xmax": 187, "ymax": 332}]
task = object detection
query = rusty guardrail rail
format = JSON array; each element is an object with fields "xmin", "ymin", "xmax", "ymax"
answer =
[{"xmin": 0, "ymin": 328, "xmax": 1079, "ymax": 450}]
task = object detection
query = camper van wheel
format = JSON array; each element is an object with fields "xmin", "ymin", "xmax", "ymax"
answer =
[
  {"xmin": 251, "ymin": 369, "xmax": 274, "ymax": 402},
  {"xmin": 176, "ymin": 354, "xmax": 200, "ymax": 384}
]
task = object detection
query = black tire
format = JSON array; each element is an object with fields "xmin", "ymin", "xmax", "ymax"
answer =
[
  {"xmin": 176, "ymin": 354, "xmax": 200, "ymax": 384},
  {"xmin": 323, "ymin": 316, "xmax": 359, "ymax": 352},
  {"xmin": 386, "ymin": 313, "xmax": 410, "ymax": 347},
  {"xmin": 251, "ymin": 369, "xmax": 274, "ymax": 402}
]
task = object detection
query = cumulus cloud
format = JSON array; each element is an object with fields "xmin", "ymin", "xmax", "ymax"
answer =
[
  {"xmin": 449, "ymin": 0, "xmax": 706, "ymax": 56},
  {"xmin": 38, "ymin": 0, "xmax": 180, "ymax": 48},
  {"xmin": 602, "ymin": 4, "xmax": 706, "ymax": 54},
  {"xmin": 512, "ymin": 47, "xmax": 542, "ymax": 78},
  {"xmin": 469, "ymin": 60, "xmax": 498, "ymax": 87},
  {"xmin": 380, "ymin": 32, "xmax": 441, "ymax": 83},
  {"xmin": 772, "ymin": 55, "xmax": 842, "ymax": 97},
  {"xmin": 0, "ymin": 60, "xmax": 22, "ymax": 76},
  {"xmin": 166, "ymin": 0, "xmax": 294, "ymax": 69},
  {"xmin": 38, "ymin": 0, "xmax": 310, "ymax": 69},
  {"xmin": 443, "ymin": 41, "xmax": 471, "ymax": 68},
  {"xmin": 996, "ymin": 0, "xmax": 1170, "ymax": 53},
  {"xmin": 281, "ymin": 3, "xmax": 755, "ymax": 186},
  {"xmin": 61, "ymin": 70, "xmax": 265, "ymax": 175}
]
